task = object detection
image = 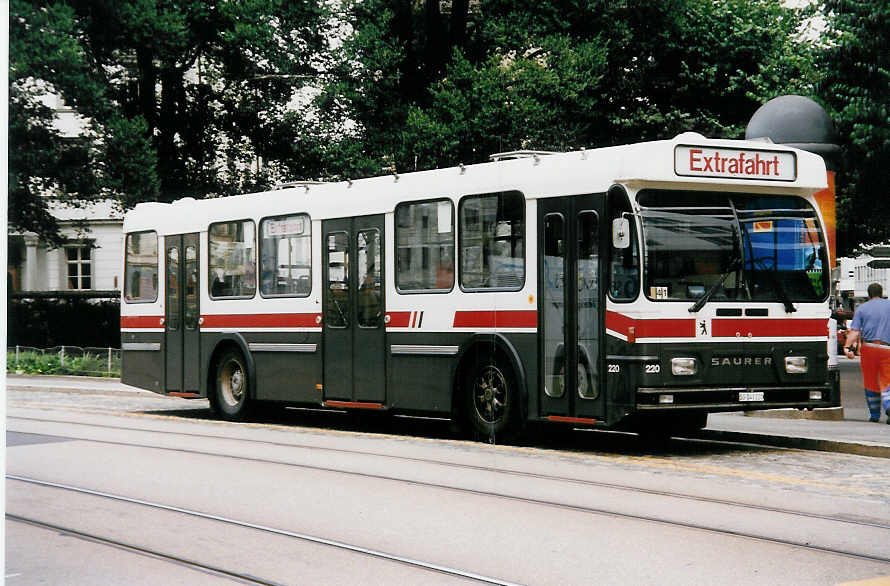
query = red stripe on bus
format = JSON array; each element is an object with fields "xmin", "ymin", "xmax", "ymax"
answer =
[
  {"xmin": 121, "ymin": 315, "xmax": 163, "ymax": 328},
  {"xmin": 452, "ymin": 310, "xmax": 538, "ymax": 328},
  {"xmin": 168, "ymin": 392, "xmax": 200, "ymax": 398},
  {"xmin": 386, "ymin": 312, "xmax": 412, "ymax": 328},
  {"xmin": 201, "ymin": 313, "xmax": 321, "ymax": 328},
  {"xmin": 712, "ymin": 318, "xmax": 827, "ymax": 338},
  {"xmin": 547, "ymin": 415, "xmax": 597, "ymax": 425},
  {"xmin": 324, "ymin": 400, "xmax": 384, "ymax": 410},
  {"xmin": 605, "ymin": 311, "xmax": 695, "ymax": 338}
]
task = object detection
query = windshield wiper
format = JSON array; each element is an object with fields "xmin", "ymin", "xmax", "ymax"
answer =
[
  {"xmin": 765, "ymin": 270, "xmax": 797, "ymax": 313},
  {"xmin": 688, "ymin": 257, "xmax": 742, "ymax": 313}
]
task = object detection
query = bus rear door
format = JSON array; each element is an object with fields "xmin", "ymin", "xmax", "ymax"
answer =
[
  {"xmin": 164, "ymin": 233, "xmax": 201, "ymax": 395},
  {"xmin": 538, "ymin": 195, "xmax": 606, "ymax": 421},
  {"xmin": 322, "ymin": 215, "xmax": 386, "ymax": 406}
]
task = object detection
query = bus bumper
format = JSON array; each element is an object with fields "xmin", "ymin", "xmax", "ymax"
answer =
[{"xmin": 635, "ymin": 383, "xmax": 834, "ymax": 412}]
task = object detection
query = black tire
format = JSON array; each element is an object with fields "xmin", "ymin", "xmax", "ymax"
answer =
[
  {"xmin": 465, "ymin": 355, "xmax": 520, "ymax": 443},
  {"xmin": 214, "ymin": 349, "xmax": 251, "ymax": 421}
]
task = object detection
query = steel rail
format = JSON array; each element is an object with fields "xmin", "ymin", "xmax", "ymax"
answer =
[
  {"xmin": 7, "ymin": 475, "xmax": 523, "ymax": 586},
  {"xmin": 9, "ymin": 415, "xmax": 890, "ymax": 532},
  {"xmin": 6, "ymin": 513, "xmax": 282, "ymax": 586},
  {"xmin": 10, "ymin": 471, "xmax": 890, "ymax": 567}
]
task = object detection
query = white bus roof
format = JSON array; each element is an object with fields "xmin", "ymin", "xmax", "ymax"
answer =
[{"xmin": 123, "ymin": 133, "xmax": 828, "ymax": 235}]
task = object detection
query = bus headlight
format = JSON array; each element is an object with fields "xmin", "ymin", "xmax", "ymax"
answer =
[
  {"xmin": 784, "ymin": 356, "xmax": 808, "ymax": 374},
  {"xmin": 671, "ymin": 357, "xmax": 697, "ymax": 376}
]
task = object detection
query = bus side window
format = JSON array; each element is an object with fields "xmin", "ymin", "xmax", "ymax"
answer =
[
  {"xmin": 124, "ymin": 231, "xmax": 158, "ymax": 303},
  {"xmin": 608, "ymin": 189, "xmax": 639, "ymax": 301},
  {"xmin": 208, "ymin": 219, "xmax": 256, "ymax": 299},
  {"xmin": 395, "ymin": 199, "xmax": 454, "ymax": 292},
  {"xmin": 259, "ymin": 214, "xmax": 311, "ymax": 298},
  {"xmin": 458, "ymin": 191, "xmax": 525, "ymax": 291}
]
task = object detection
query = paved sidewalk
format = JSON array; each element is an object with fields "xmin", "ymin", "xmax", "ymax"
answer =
[
  {"xmin": 5, "ymin": 374, "xmax": 152, "ymax": 395},
  {"xmin": 6, "ymin": 375, "xmax": 890, "ymax": 458},
  {"xmin": 702, "ymin": 412, "xmax": 890, "ymax": 459}
]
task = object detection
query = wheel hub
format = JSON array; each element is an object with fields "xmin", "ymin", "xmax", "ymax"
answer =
[
  {"xmin": 221, "ymin": 360, "xmax": 245, "ymax": 407},
  {"xmin": 474, "ymin": 366, "xmax": 507, "ymax": 424}
]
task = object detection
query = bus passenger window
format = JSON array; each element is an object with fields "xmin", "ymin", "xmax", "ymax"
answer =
[
  {"xmin": 208, "ymin": 219, "xmax": 256, "ymax": 299},
  {"xmin": 357, "ymin": 229, "xmax": 381, "ymax": 327},
  {"xmin": 326, "ymin": 232, "xmax": 349, "ymax": 328},
  {"xmin": 459, "ymin": 191, "xmax": 525, "ymax": 291},
  {"xmin": 124, "ymin": 231, "xmax": 158, "ymax": 303},
  {"xmin": 608, "ymin": 190, "xmax": 639, "ymax": 301},
  {"xmin": 260, "ymin": 214, "xmax": 311, "ymax": 297},
  {"xmin": 395, "ymin": 199, "xmax": 454, "ymax": 292}
]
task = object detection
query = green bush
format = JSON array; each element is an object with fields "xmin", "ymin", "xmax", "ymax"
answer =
[{"xmin": 8, "ymin": 350, "xmax": 120, "ymax": 377}]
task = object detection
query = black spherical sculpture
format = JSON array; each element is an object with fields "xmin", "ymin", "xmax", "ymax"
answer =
[{"xmin": 746, "ymin": 95, "xmax": 840, "ymax": 168}]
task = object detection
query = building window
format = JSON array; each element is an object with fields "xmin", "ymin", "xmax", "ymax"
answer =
[{"xmin": 66, "ymin": 244, "xmax": 93, "ymax": 290}]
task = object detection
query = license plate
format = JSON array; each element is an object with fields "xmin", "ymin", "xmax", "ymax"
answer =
[{"xmin": 739, "ymin": 392, "xmax": 765, "ymax": 402}]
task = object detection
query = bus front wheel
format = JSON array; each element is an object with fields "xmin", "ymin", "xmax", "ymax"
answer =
[
  {"xmin": 465, "ymin": 356, "xmax": 519, "ymax": 442},
  {"xmin": 214, "ymin": 349, "xmax": 251, "ymax": 421}
]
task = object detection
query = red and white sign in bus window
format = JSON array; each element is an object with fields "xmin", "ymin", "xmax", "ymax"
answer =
[{"xmin": 674, "ymin": 145, "xmax": 797, "ymax": 181}]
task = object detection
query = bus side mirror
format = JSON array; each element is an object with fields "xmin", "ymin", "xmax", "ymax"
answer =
[{"xmin": 612, "ymin": 217, "xmax": 630, "ymax": 249}]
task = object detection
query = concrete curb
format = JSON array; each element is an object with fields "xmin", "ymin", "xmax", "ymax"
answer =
[
  {"xmin": 6, "ymin": 384, "xmax": 161, "ymax": 399},
  {"xmin": 694, "ymin": 429, "xmax": 890, "ymax": 459},
  {"xmin": 744, "ymin": 407, "xmax": 845, "ymax": 421}
]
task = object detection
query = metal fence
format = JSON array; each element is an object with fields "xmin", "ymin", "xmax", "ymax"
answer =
[{"xmin": 8, "ymin": 346, "xmax": 121, "ymax": 378}]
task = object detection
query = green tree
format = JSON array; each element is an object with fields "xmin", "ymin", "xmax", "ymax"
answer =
[
  {"xmin": 300, "ymin": 0, "xmax": 814, "ymax": 179},
  {"xmin": 9, "ymin": 0, "xmax": 329, "ymax": 242},
  {"xmin": 817, "ymin": 0, "xmax": 890, "ymax": 253},
  {"xmin": 9, "ymin": 1, "xmax": 158, "ymax": 244}
]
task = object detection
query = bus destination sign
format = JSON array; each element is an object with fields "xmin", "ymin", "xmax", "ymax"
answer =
[{"xmin": 675, "ymin": 145, "xmax": 797, "ymax": 181}]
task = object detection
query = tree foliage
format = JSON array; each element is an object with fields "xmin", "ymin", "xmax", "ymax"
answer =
[
  {"xmin": 18, "ymin": 0, "xmax": 885, "ymax": 255},
  {"xmin": 9, "ymin": 0, "xmax": 328, "ymax": 242},
  {"xmin": 817, "ymin": 0, "xmax": 890, "ymax": 253},
  {"xmin": 295, "ymin": 0, "xmax": 814, "ymax": 178},
  {"xmin": 9, "ymin": 0, "xmax": 159, "ymax": 244}
]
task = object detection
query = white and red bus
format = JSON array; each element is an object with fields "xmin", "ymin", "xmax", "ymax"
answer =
[{"xmin": 121, "ymin": 133, "xmax": 834, "ymax": 439}]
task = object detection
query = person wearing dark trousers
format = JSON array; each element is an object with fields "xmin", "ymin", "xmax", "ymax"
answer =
[{"xmin": 843, "ymin": 282, "xmax": 890, "ymax": 423}]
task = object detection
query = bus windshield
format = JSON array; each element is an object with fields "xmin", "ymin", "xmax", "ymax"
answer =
[{"xmin": 637, "ymin": 190, "xmax": 828, "ymax": 305}]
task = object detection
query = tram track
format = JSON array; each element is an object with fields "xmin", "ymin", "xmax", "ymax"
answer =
[
  {"xmin": 6, "ymin": 513, "xmax": 281, "ymax": 585},
  {"xmin": 9, "ymin": 414, "xmax": 890, "ymax": 532},
  {"xmin": 8, "ymin": 469, "xmax": 890, "ymax": 570},
  {"xmin": 8, "ymin": 416, "xmax": 890, "ymax": 566},
  {"xmin": 6, "ymin": 475, "xmax": 521, "ymax": 586}
]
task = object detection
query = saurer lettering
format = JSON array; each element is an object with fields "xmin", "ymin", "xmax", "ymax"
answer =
[
  {"xmin": 689, "ymin": 148, "xmax": 781, "ymax": 177},
  {"xmin": 711, "ymin": 356, "xmax": 773, "ymax": 367}
]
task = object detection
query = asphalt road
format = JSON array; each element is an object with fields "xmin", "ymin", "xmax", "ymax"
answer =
[{"xmin": 6, "ymin": 384, "xmax": 890, "ymax": 585}]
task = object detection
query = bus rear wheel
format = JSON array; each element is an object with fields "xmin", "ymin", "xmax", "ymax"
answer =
[
  {"xmin": 466, "ymin": 357, "xmax": 519, "ymax": 442},
  {"xmin": 214, "ymin": 349, "xmax": 251, "ymax": 421}
]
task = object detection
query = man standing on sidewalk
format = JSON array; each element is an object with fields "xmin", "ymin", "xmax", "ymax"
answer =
[{"xmin": 843, "ymin": 282, "xmax": 890, "ymax": 423}]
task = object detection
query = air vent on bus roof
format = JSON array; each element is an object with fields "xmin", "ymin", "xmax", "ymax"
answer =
[
  {"xmin": 274, "ymin": 180, "xmax": 325, "ymax": 191},
  {"xmin": 489, "ymin": 150, "xmax": 561, "ymax": 162},
  {"xmin": 673, "ymin": 132, "xmax": 706, "ymax": 141}
]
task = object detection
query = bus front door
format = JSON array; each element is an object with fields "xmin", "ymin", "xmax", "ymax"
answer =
[
  {"xmin": 538, "ymin": 195, "xmax": 605, "ymax": 421},
  {"xmin": 164, "ymin": 233, "xmax": 201, "ymax": 395},
  {"xmin": 322, "ymin": 215, "xmax": 386, "ymax": 405}
]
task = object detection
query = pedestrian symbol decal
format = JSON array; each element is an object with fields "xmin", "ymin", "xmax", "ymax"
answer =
[{"xmin": 698, "ymin": 319, "xmax": 709, "ymax": 337}]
